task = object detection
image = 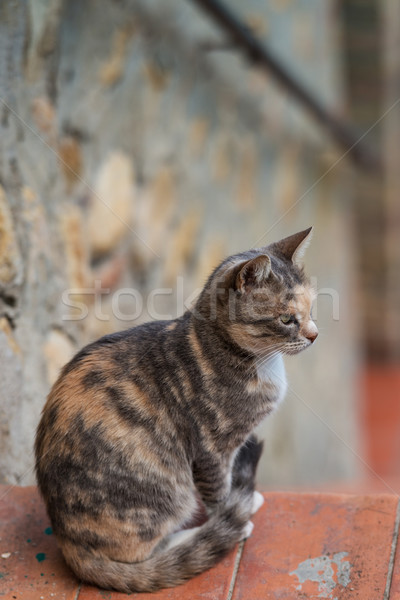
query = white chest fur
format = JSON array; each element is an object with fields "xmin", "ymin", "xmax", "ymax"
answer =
[{"xmin": 256, "ymin": 353, "xmax": 288, "ymax": 406}]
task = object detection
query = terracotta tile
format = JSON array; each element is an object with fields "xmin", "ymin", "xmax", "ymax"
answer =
[
  {"xmin": 316, "ymin": 475, "xmax": 400, "ymax": 496},
  {"xmin": 232, "ymin": 492, "xmax": 398, "ymax": 600},
  {"xmin": 387, "ymin": 507, "xmax": 400, "ymax": 600},
  {"xmin": 78, "ymin": 543, "xmax": 239, "ymax": 600},
  {"xmin": 0, "ymin": 485, "xmax": 79, "ymax": 600},
  {"xmin": 2, "ymin": 486, "xmax": 398, "ymax": 600}
]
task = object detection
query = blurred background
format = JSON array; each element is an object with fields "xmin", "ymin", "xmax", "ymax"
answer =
[{"xmin": 0, "ymin": 0, "xmax": 399, "ymax": 492}]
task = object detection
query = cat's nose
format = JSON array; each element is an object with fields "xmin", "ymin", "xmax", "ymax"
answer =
[
  {"xmin": 306, "ymin": 331, "xmax": 318, "ymax": 343},
  {"xmin": 304, "ymin": 323, "xmax": 318, "ymax": 343}
]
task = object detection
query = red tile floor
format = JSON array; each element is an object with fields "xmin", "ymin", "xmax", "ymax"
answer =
[{"xmin": 1, "ymin": 486, "xmax": 399, "ymax": 599}]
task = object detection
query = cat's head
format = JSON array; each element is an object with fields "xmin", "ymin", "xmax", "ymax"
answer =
[{"xmin": 196, "ymin": 227, "xmax": 318, "ymax": 357}]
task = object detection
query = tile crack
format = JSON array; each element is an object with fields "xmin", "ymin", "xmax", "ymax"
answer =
[
  {"xmin": 227, "ymin": 540, "xmax": 245, "ymax": 600},
  {"xmin": 384, "ymin": 498, "xmax": 400, "ymax": 600}
]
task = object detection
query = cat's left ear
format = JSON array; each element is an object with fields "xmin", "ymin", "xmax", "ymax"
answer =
[
  {"xmin": 235, "ymin": 254, "xmax": 273, "ymax": 293},
  {"xmin": 269, "ymin": 227, "xmax": 313, "ymax": 266}
]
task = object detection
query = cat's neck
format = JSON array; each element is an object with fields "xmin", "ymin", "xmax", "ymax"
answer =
[
  {"xmin": 256, "ymin": 353, "xmax": 284, "ymax": 379},
  {"xmin": 189, "ymin": 311, "xmax": 254, "ymax": 374},
  {"xmin": 187, "ymin": 310, "xmax": 288, "ymax": 403},
  {"xmin": 253, "ymin": 353, "xmax": 287, "ymax": 407}
]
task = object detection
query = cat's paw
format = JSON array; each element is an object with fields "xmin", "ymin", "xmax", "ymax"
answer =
[
  {"xmin": 240, "ymin": 520, "xmax": 254, "ymax": 540},
  {"xmin": 251, "ymin": 490, "xmax": 264, "ymax": 515}
]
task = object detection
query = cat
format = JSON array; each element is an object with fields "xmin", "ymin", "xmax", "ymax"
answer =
[{"xmin": 35, "ymin": 227, "xmax": 318, "ymax": 593}]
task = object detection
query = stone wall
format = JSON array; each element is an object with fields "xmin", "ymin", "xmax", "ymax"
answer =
[{"xmin": 0, "ymin": 0, "xmax": 358, "ymax": 486}]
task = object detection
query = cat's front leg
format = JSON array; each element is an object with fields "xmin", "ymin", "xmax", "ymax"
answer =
[
  {"xmin": 232, "ymin": 435, "xmax": 265, "ymax": 516},
  {"xmin": 192, "ymin": 453, "xmax": 234, "ymax": 510}
]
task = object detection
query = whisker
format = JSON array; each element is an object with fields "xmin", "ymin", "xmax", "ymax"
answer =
[{"xmin": 234, "ymin": 341, "xmax": 286, "ymax": 372}]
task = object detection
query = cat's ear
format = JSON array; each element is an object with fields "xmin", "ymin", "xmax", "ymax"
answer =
[
  {"xmin": 235, "ymin": 254, "xmax": 273, "ymax": 293},
  {"xmin": 269, "ymin": 227, "xmax": 313, "ymax": 266}
]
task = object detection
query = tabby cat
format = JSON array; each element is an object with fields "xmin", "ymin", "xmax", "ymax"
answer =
[{"xmin": 35, "ymin": 228, "xmax": 318, "ymax": 593}]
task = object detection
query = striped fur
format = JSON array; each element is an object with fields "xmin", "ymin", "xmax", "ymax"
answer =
[{"xmin": 35, "ymin": 228, "xmax": 317, "ymax": 592}]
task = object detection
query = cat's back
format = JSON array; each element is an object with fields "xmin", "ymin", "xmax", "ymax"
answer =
[
  {"xmin": 38, "ymin": 320, "xmax": 168, "ymax": 438},
  {"xmin": 35, "ymin": 319, "xmax": 194, "ymax": 527}
]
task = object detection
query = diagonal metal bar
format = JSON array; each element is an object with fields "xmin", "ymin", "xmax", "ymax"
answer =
[{"xmin": 189, "ymin": 0, "xmax": 381, "ymax": 172}]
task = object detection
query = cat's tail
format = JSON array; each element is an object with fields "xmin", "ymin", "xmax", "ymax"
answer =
[
  {"xmin": 63, "ymin": 488, "xmax": 259, "ymax": 593},
  {"xmin": 63, "ymin": 436, "xmax": 264, "ymax": 593}
]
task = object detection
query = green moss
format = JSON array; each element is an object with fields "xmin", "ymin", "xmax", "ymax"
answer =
[{"xmin": 35, "ymin": 553, "xmax": 46, "ymax": 563}]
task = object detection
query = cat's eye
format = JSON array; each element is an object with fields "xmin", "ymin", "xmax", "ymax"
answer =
[{"xmin": 280, "ymin": 314, "xmax": 294, "ymax": 324}]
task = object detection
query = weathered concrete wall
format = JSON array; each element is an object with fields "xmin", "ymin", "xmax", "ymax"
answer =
[{"xmin": 0, "ymin": 0, "xmax": 358, "ymax": 486}]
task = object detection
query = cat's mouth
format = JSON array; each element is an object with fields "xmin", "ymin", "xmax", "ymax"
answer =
[{"xmin": 282, "ymin": 341, "xmax": 311, "ymax": 355}]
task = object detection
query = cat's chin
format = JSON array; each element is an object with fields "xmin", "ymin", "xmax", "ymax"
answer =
[{"xmin": 282, "ymin": 343, "xmax": 310, "ymax": 355}]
